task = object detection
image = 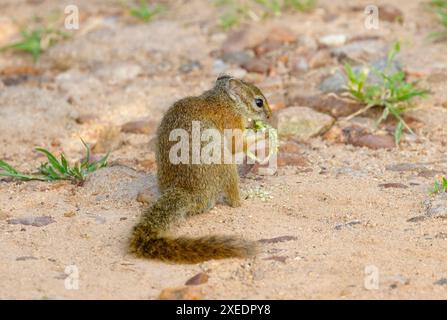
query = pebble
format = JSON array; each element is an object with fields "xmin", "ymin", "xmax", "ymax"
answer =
[{"xmin": 274, "ymin": 106, "xmax": 334, "ymax": 141}]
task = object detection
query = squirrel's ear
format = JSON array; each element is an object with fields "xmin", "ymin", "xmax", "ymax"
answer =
[{"xmin": 225, "ymin": 78, "xmax": 243, "ymax": 102}]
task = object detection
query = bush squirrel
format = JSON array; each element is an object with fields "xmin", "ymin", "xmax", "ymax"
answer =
[{"xmin": 129, "ymin": 75, "xmax": 272, "ymax": 263}]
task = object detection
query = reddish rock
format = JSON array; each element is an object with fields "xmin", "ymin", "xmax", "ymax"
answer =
[
  {"xmin": 158, "ymin": 287, "xmax": 202, "ymax": 300},
  {"xmin": 277, "ymin": 153, "xmax": 309, "ymax": 167},
  {"xmin": 121, "ymin": 119, "xmax": 157, "ymax": 135},
  {"xmin": 309, "ymin": 50, "xmax": 334, "ymax": 69},
  {"xmin": 185, "ymin": 272, "xmax": 209, "ymax": 286},
  {"xmin": 379, "ymin": 5, "xmax": 404, "ymax": 23},
  {"xmin": 378, "ymin": 183, "xmax": 408, "ymax": 189},
  {"xmin": 267, "ymin": 27, "xmax": 296, "ymax": 44},
  {"xmin": 254, "ymin": 39, "xmax": 283, "ymax": 56},
  {"xmin": 279, "ymin": 141, "xmax": 300, "ymax": 154},
  {"xmin": 349, "ymin": 133, "xmax": 395, "ymax": 150},
  {"xmin": 241, "ymin": 57, "xmax": 270, "ymax": 74},
  {"xmin": 75, "ymin": 113, "xmax": 98, "ymax": 124},
  {"xmin": 287, "ymin": 93, "xmax": 363, "ymax": 118}
]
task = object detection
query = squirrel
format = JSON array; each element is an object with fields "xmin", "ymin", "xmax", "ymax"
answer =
[{"xmin": 129, "ymin": 75, "xmax": 272, "ymax": 264}]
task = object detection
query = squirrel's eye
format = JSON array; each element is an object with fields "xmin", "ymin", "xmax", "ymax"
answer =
[{"xmin": 255, "ymin": 98, "xmax": 263, "ymax": 108}]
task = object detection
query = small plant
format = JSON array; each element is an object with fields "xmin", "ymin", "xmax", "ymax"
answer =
[
  {"xmin": 343, "ymin": 42, "xmax": 428, "ymax": 145},
  {"xmin": 0, "ymin": 27, "xmax": 68, "ymax": 62},
  {"xmin": 215, "ymin": 0, "xmax": 316, "ymax": 30},
  {"xmin": 130, "ymin": 0, "xmax": 164, "ymax": 22},
  {"xmin": 429, "ymin": 0, "xmax": 447, "ymax": 40},
  {"xmin": 0, "ymin": 140, "xmax": 108, "ymax": 184},
  {"xmin": 432, "ymin": 176, "xmax": 447, "ymax": 194},
  {"xmin": 283, "ymin": 0, "xmax": 316, "ymax": 12}
]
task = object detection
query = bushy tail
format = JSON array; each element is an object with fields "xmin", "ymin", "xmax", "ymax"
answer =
[{"xmin": 129, "ymin": 188, "xmax": 256, "ymax": 264}]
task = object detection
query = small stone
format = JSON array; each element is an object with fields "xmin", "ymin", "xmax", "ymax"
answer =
[
  {"xmin": 179, "ymin": 60, "xmax": 202, "ymax": 74},
  {"xmin": 64, "ymin": 211, "xmax": 76, "ymax": 218},
  {"xmin": 287, "ymin": 93, "xmax": 362, "ymax": 118},
  {"xmin": 267, "ymin": 26, "xmax": 296, "ymax": 44},
  {"xmin": 378, "ymin": 183, "xmax": 408, "ymax": 189},
  {"xmin": 274, "ymin": 106, "xmax": 335, "ymax": 141},
  {"xmin": 75, "ymin": 113, "xmax": 98, "ymax": 124},
  {"xmin": 434, "ymin": 278, "xmax": 447, "ymax": 286},
  {"xmin": 277, "ymin": 153, "xmax": 309, "ymax": 167},
  {"xmin": 121, "ymin": 120, "xmax": 157, "ymax": 135},
  {"xmin": 347, "ymin": 131, "xmax": 395, "ymax": 150},
  {"xmin": 279, "ymin": 141, "xmax": 300, "ymax": 154},
  {"xmin": 221, "ymin": 51, "xmax": 253, "ymax": 66},
  {"xmin": 425, "ymin": 194, "xmax": 447, "ymax": 219},
  {"xmin": 241, "ymin": 57, "xmax": 270, "ymax": 74},
  {"xmin": 258, "ymin": 235, "xmax": 298, "ymax": 244},
  {"xmin": 309, "ymin": 50, "xmax": 334, "ymax": 69},
  {"xmin": 8, "ymin": 216, "xmax": 56, "ymax": 227},
  {"xmin": 212, "ymin": 59, "xmax": 228, "ymax": 75},
  {"xmin": 158, "ymin": 287, "xmax": 202, "ymax": 300},
  {"xmin": 386, "ymin": 163, "xmax": 425, "ymax": 172},
  {"xmin": 407, "ymin": 216, "xmax": 427, "ymax": 223},
  {"xmin": 289, "ymin": 56, "xmax": 309, "ymax": 74},
  {"xmin": 330, "ymin": 40, "xmax": 386, "ymax": 63},
  {"xmin": 318, "ymin": 34, "xmax": 347, "ymax": 47},
  {"xmin": 379, "ymin": 5, "xmax": 404, "ymax": 23},
  {"xmin": 16, "ymin": 256, "xmax": 38, "ymax": 261},
  {"xmin": 185, "ymin": 272, "xmax": 209, "ymax": 286},
  {"xmin": 222, "ymin": 28, "xmax": 266, "ymax": 54},
  {"xmin": 323, "ymin": 126, "xmax": 344, "ymax": 143},
  {"xmin": 334, "ymin": 220, "xmax": 362, "ymax": 230},
  {"xmin": 254, "ymin": 39, "xmax": 283, "ymax": 56},
  {"xmin": 264, "ymin": 255, "xmax": 287, "ymax": 263}
]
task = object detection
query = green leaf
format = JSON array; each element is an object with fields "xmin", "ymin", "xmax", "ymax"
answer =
[
  {"xmin": 394, "ymin": 121, "xmax": 404, "ymax": 145},
  {"xmin": 35, "ymin": 148, "xmax": 65, "ymax": 174}
]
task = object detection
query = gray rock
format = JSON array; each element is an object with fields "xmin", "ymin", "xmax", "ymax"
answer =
[
  {"xmin": 8, "ymin": 216, "xmax": 56, "ymax": 227},
  {"xmin": 434, "ymin": 278, "xmax": 447, "ymax": 286},
  {"xmin": 320, "ymin": 57, "xmax": 402, "ymax": 93},
  {"xmin": 221, "ymin": 51, "xmax": 254, "ymax": 66},
  {"xmin": 274, "ymin": 106, "xmax": 334, "ymax": 141},
  {"xmin": 425, "ymin": 193, "xmax": 447, "ymax": 219},
  {"xmin": 331, "ymin": 40, "xmax": 386, "ymax": 62}
]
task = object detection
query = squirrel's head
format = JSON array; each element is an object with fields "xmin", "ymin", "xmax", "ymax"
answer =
[{"xmin": 216, "ymin": 75, "xmax": 272, "ymax": 125}]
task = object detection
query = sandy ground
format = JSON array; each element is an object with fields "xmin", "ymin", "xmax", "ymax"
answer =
[{"xmin": 1, "ymin": 0, "xmax": 447, "ymax": 299}]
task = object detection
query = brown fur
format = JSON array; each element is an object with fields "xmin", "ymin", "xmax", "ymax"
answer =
[{"xmin": 129, "ymin": 76, "xmax": 272, "ymax": 264}]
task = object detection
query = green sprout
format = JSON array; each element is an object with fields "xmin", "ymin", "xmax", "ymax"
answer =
[
  {"xmin": 215, "ymin": 0, "xmax": 317, "ymax": 30},
  {"xmin": 0, "ymin": 140, "xmax": 108, "ymax": 184},
  {"xmin": 130, "ymin": 0, "xmax": 164, "ymax": 22},
  {"xmin": 428, "ymin": 0, "xmax": 447, "ymax": 40},
  {"xmin": 432, "ymin": 177, "xmax": 447, "ymax": 194},
  {"xmin": 283, "ymin": 0, "xmax": 316, "ymax": 12},
  {"xmin": 0, "ymin": 27, "xmax": 68, "ymax": 62},
  {"xmin": 245, "ymin": 120, "xmax": 279, "ymax": 164},
  {"xmin": 343, "ymin": 42, "xmax": 428, "ymax": 145}
]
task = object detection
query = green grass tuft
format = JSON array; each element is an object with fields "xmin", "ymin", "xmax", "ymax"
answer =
[
  {"xmin": 428, "ymin": 0, "xmax": 447, "ymax": 40},
  {"xmin": 0, "ymin": 139, "xmax": 108, "ymax": 184},
  {"xmin": 130, "ymin": 0, "xmax": 164, "ymax": 22},
  {"xmin": 432, "ymin": 176, "xmax": 447, "ymax": 194},
  {"xmin": 215, "ymin": 0, "xmax": 316, "ymax": 30},
  {"xmin": 0, "ymin": 27, "xmax": 69, "ymax": 62},
  {"xmin": 344, "ymin": 42, "xmax": 428, "ymax": 145}
]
